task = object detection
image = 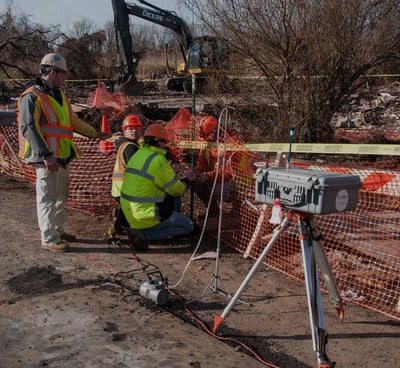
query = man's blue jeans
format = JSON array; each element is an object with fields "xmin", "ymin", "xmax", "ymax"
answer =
[{"xmin": 136, "ymin": 211, "xmax": 193, "ymax": 241}]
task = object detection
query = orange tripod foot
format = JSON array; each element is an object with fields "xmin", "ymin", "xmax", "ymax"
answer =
[{"xmin": 213, "ymin": 315, "xmax": 224, "ymax": 333}]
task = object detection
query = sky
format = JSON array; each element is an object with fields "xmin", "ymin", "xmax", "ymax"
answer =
[{"xmin": 4, "ymin": 0, "xmax": 191, "ymax": 31}]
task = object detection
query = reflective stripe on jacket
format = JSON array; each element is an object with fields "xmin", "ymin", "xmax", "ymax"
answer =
[
  {"xmin": 18, "ymin": 83, "xmax": 98, "ymax": 164},
  {"xmin": 18, "ymin": 86, "xmax": 79, "ymax": 160},
  {"xmin": 111, "ymin": 141, "xmax": 138, "ymax": 198},
  {"xmin": 120, "ymin": 144, "xmax": 186, "ymax": 229}
]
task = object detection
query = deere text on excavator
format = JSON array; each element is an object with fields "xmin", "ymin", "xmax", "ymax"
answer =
[{"xmin": 111, "ymin": 0, "xmax": 232, "ymax": 95}]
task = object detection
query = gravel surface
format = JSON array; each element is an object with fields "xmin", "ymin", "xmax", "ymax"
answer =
[{"xmin": 0, "ymin": 173, "xmax": 399, "ymax": 368}]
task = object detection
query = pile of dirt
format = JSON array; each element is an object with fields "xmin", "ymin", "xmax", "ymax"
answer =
[{"xmin": 72, "ymin": 80, "xmax": 400, "ymax": 144}]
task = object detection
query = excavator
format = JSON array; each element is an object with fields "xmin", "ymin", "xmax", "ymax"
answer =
[{"xmin": 111, "ymin": 0, "xmax": 231, "ymax": 95}]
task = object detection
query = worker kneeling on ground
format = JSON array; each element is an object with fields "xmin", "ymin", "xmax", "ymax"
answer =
[
  {"xmin": 110, "ymin": 114, "xmax": 144, "ymax": 236},
  {"xmin": 120, "ymin": 123, "xmax": 196, "ymax": 251}
]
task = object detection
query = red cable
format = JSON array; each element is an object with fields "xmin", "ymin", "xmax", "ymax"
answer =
[{"xmin": 168, "ymin": 288, "xmax": 280, "ymax": 368}]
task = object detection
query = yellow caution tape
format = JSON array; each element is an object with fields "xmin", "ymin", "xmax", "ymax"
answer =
[
  {"xmin": 245, "ymin": 143, "xmax": 400, "ymax": 156},
  {"xmin": 176, "ymin": 141, "xmax": 400, "ymax": 156},
  {"xmin": 178, "ymin": 140, "xmax": 208, "ymax": 149}
]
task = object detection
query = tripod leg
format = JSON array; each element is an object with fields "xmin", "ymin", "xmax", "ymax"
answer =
[
  {"xmin": 313, "ymin": 241, "xmax": 344, "ymax": 315},
  {"xmin": 244, "ymin": 204, "xmax": 268, "ymax": 259},
  {"xmin": 308, "ymin": 219, "xmax": 344, "ymax": 320},
  {"xmin": 213, "ymin": 211, "xmax": 293, "ymax": 332},
  {"xmin": 298, "ymin": 219, "xmax": 334, "ymax": 368}
]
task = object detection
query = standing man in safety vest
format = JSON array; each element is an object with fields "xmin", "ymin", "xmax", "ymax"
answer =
[
  {"xmin": 18, "ymin": 53, "xmax": 111, "ymax": 252},
  {"xmin": 109, "ymin": 114, "xmax": 144, "ymax": 236},
  {"xmin": 120, "ymin": 123, "xmax": 197, "ymax": 251}
]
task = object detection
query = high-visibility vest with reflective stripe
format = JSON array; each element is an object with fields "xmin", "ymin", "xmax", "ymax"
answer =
[
  {"xmin": 120, "ymin": 145, "xmax": 186, "ymax": 229},
  {"xmin": 111, "ymin": 141, "xmax": 138, "ymax": 198},
  {"xmin": 230, "ymin": 150, "xmax": 254, "ymax": 186},
  {"xmin": 18, "ymin": 86, "xmax": 79, "ymax": 160}
]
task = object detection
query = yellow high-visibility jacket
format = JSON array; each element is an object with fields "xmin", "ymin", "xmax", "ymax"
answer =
[{"xmin": 120, "ymin": 144, "xmax": 186, "ymax": 229}]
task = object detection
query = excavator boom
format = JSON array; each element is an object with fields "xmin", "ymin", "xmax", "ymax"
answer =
[
  {"xmin": 112, "ymin": 0, "xmax": 192, "ymax": 88},
  {"xmin": 111, "ymin": 0, "xmax": 232, "ymax": 94}
]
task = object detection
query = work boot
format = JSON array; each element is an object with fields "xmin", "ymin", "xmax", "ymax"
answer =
[
  {"xmin": 60, "ymin": 232, "xmax": 77, "ymax": 242},
  {"xmin": 41, "ymin": 242, "xmax": 70, "ymax": 253},
  {"xmin": 113, "ymin": 225, "xmax": 126, "ymax": 235},
  {"xmin": 126, "ymin": 228, "xmax": 149, "ymax": 251}
]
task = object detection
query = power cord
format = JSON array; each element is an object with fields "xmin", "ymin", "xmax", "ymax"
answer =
[{"xmin": 167, "ymin": 287, "xmax": 281, "ymax": 368}]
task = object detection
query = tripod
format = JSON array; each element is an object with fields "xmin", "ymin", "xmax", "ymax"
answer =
[
  {"xmin": 198, "ymin": 107, "xmax": 233, "ymax": 300},
  {"xmin": 213, "ymin": 207, "xmax": 344, "ymax": 368}
]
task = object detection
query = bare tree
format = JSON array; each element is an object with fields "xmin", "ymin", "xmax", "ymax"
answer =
[
  {"xmin": 57, "ymin": 18, "xmax": 106, "ymax": 79},
  {"xmin": 0, "ymin": 2, "xmax": 190, "ymax": 102},
  {"xmin": 0, "ymin": 4, "xmax": 59, "ymax": 81},
  {"xmin": 183, "ymin": 0, "xmax": 400, "ymax": 142}
]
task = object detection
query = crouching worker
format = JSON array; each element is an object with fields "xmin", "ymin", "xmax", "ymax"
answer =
[
  {"xmin": 120, "ymin": 123, "xmax": 196, "ymax": 251},
  {"xmin": 109, "ymin": 114, "xmax": 144, "ymax": 237}
]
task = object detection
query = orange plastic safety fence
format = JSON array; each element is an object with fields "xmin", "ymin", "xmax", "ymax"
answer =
[
  {"xmin": 86, "ymin": 80, "xmax": 126, "ymax": 117},
  {"xmin": 0, "ymin": 126, "xmax": 115, "ymax": 216},
  {"xmin": 1, "ymin": 107, "xmax": 399, "ymax": 321}
]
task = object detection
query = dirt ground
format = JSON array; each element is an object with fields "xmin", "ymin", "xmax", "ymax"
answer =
[{"xmin": 0, "ymin": 173, "xmax": 399, "ymax": 368}]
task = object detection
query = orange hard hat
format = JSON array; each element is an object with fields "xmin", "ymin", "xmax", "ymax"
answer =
[
  {"xmin": 200, "ymin": 115, "xmax": 218, "ymax": 137},
  {"xmin": 122, "ymin": 115, "xmax": 143, "ymax": 130},
  {"xmin": 144, "ymin": 123, "xmax": 168, "ymax": 141}
]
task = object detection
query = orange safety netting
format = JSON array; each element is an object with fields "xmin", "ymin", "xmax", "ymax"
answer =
[
  {"xmin": 86, "ymin": 79, "xmax": 126, "ymax": 117},
  {"xmin": 1, "ymin": 107, "xmax": 399, "ymax": 322}
]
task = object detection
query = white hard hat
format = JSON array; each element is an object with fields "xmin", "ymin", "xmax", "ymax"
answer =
[{"xmin": 40, "ymin": 53, "xmax": 68, "ymax": 72}]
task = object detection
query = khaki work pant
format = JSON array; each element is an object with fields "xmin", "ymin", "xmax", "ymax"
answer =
[{"xmin": 35, "ymin": 166, "xmax": 69, "ymax": 245}]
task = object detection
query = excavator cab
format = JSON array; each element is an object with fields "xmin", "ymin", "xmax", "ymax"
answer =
[
  {"xmin": 187, "ymin": 36, "xmax": 230, "ymax": 74},
  {"xmin": 183, "ymin": 36, "xmax": 232, "ymax": 93}
]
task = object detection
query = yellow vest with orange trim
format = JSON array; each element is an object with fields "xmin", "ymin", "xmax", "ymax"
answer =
[
  {"xmin": 231, "ymin": 150, "xmax": 254, "ymax": 186},
  {"xmin": 18, "ymin": 86, "xmax": 80, "ymax": 160},
  {"xmin": 111, "ymin": 141, "xmax": 138, "ymax": 198}
]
